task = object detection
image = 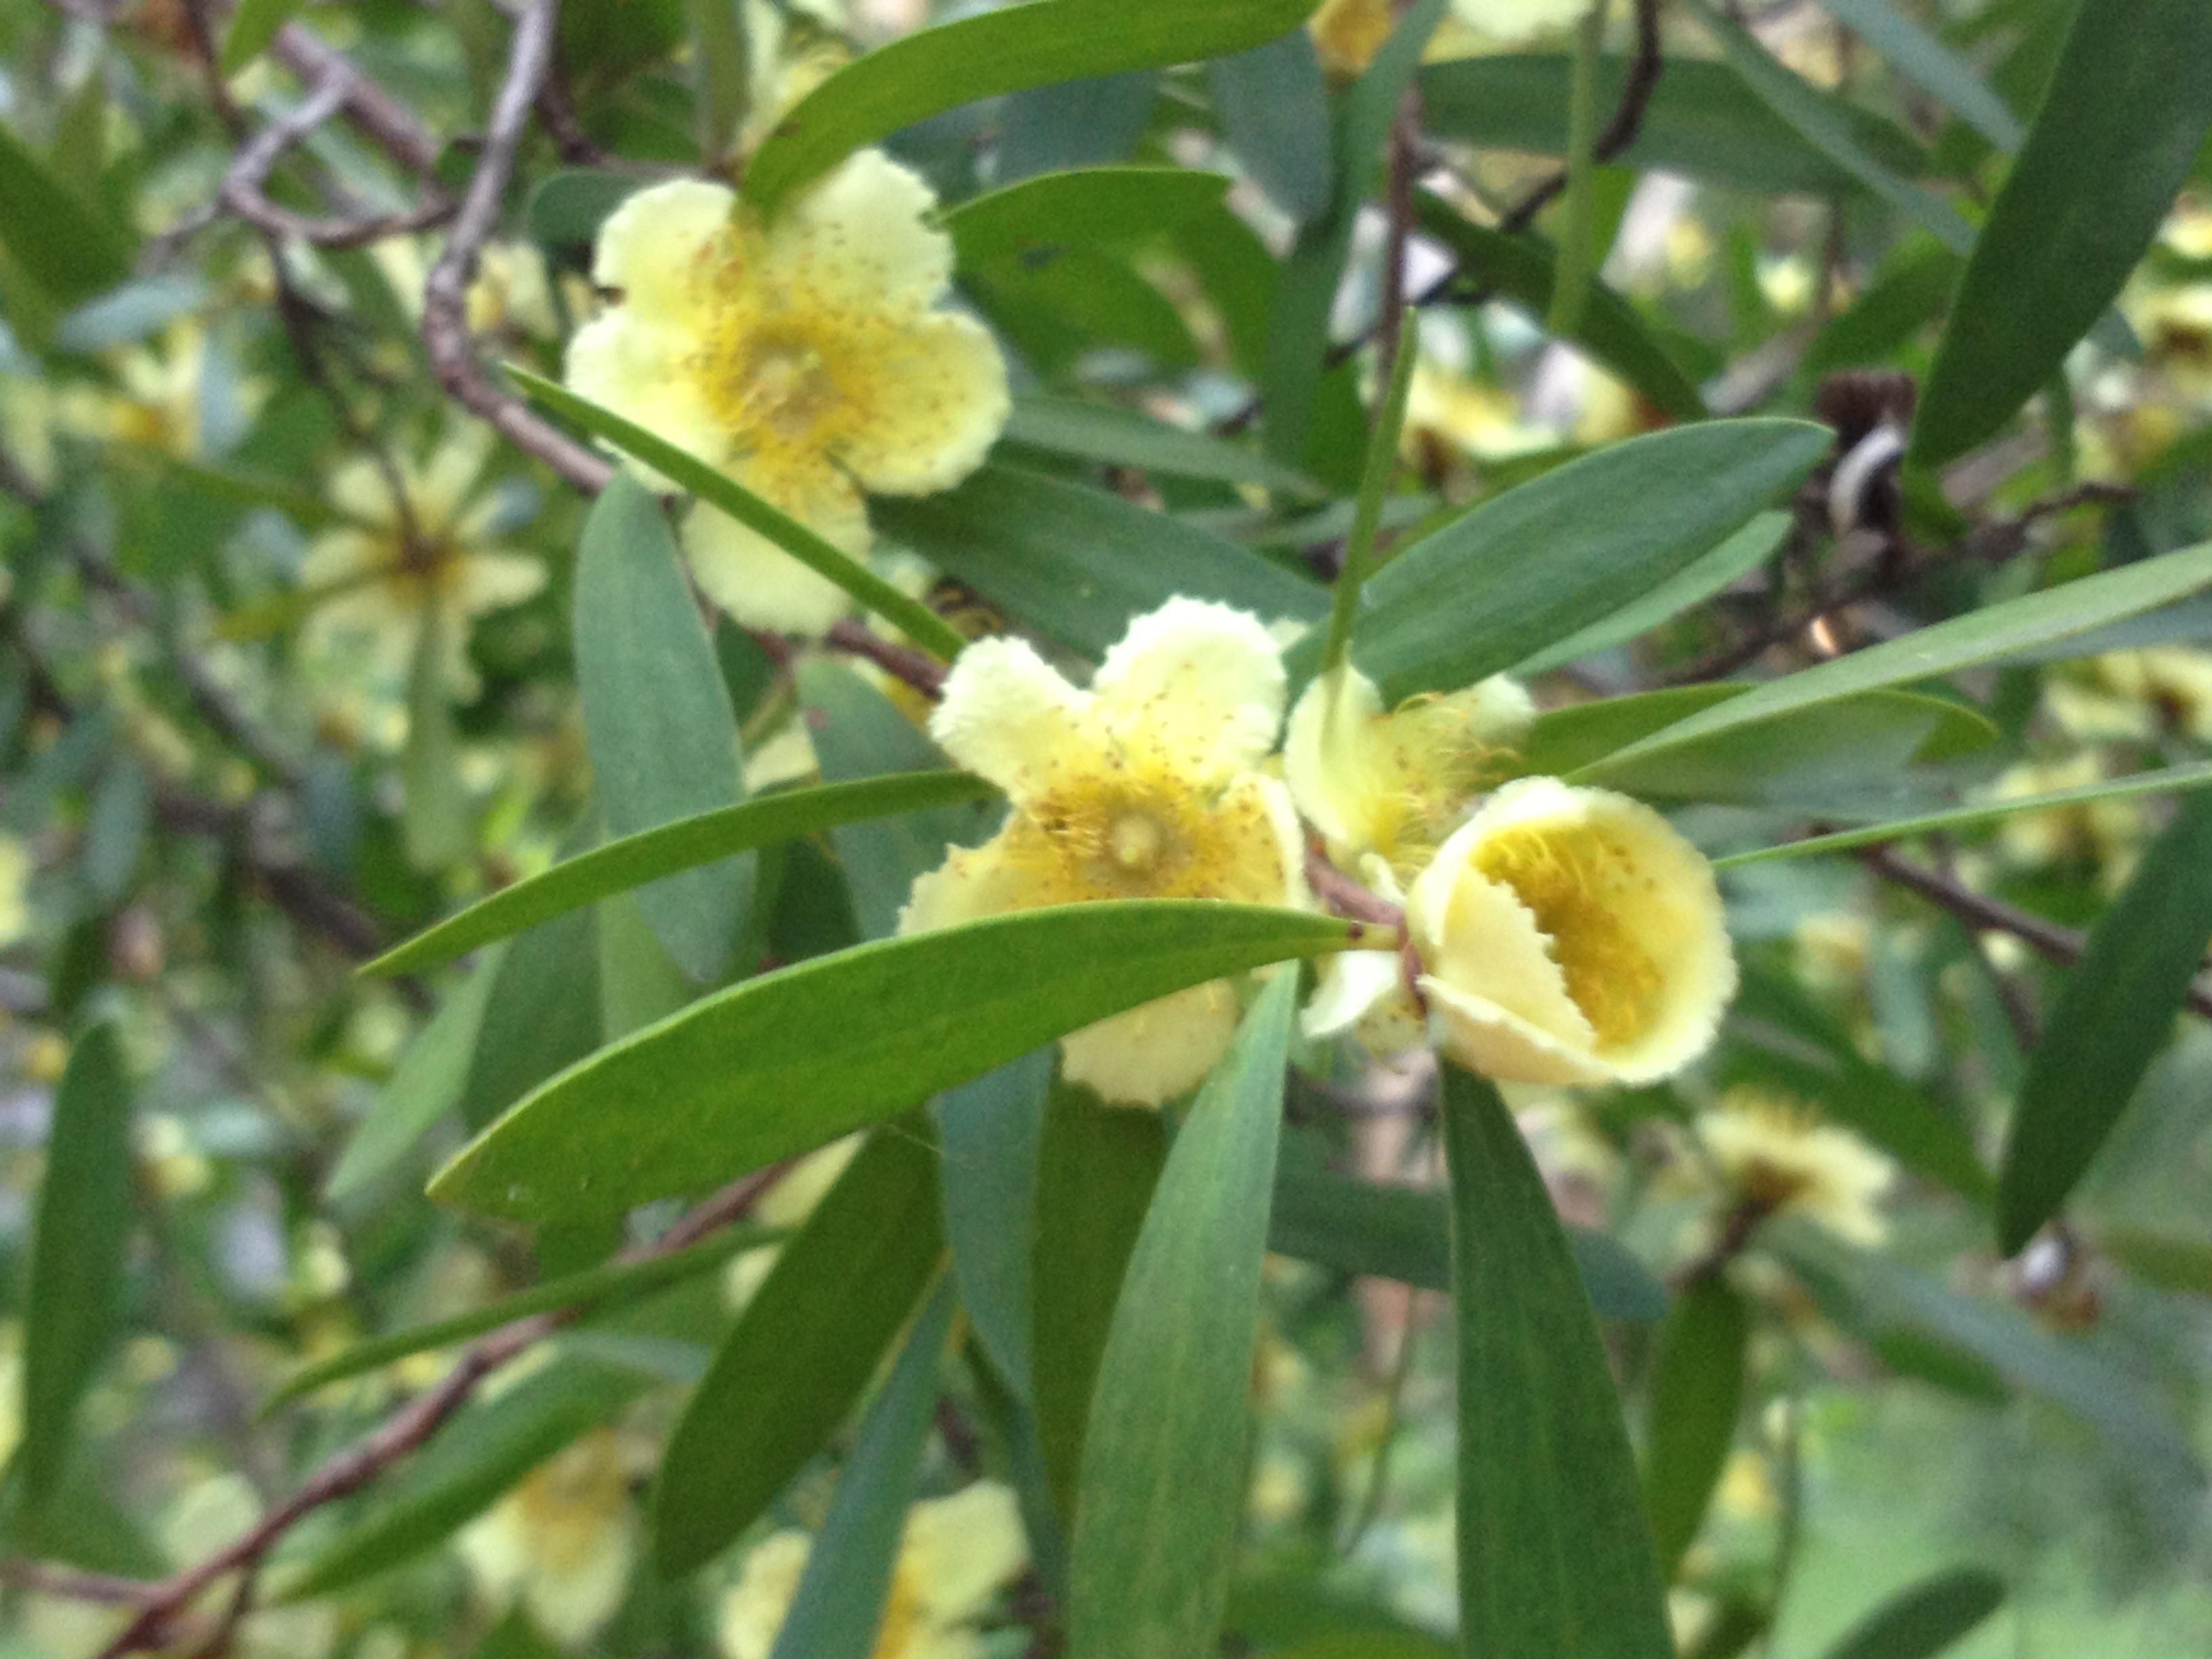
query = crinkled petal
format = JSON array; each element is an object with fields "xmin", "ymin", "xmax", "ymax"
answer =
[
  {"xmin": 1303, "ymin": 947, "xmax": 1405, "ymax": 1040},
  {"xmin": 1282, "ymin": 665, "xmax": 1387, "ymax": 853},
  {"xmin": 680, "ymin": 453, "xmax": 863, "ymax": 634},
  {"xmin": 836, "ymin": 310, "xmax": 1009, "ymax": 495},
  {"xmin": 927, "ymin": 636, "xmax": 1088, "ymax": 800},
  {"xmin": 762, "ymin": 149, "xmax": 951, "ymax": 323},
  {"xmin": 1061, "ymin": 979, "xmax": 1242, "ymax": 1107},
  {"xmin": 592, "ymin": 178, "xmax": 741, "ymax": 329},
  {"xmin": 1092, "ymin": 598, "xmax": 1288, "ymax": 780},
  {"xmin": 565, "ymin": 313, "xmax": 731, "ymax": 485},
  {"xmin": 897, "ymin": 841, "xmax": 1056, "ymax": 936}
]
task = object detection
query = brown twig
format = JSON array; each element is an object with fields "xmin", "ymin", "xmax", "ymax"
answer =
[
  {"xmin": 1860, "ymin": 846, "xmax": 2212, "ymax": 1020},
  {"xmin": 81, "ymin": 1162, "xmax": 788, "ymax": 1654},
  {"xmin": 0, "ymin": 1559, "xmax": 157, "ymax": 1605},
  {"xmin": 220, "ymin": 75, "xmax": 454, "ymax": 250},
  {"xmin": 824, "ymin": 617, "xmax": 948, "ymax": 699},
  {"xmin": 422, "ymin": 0, "xmax": 617, "ymax": 496},
  {"xmin": 270, "ymin": 23, "xmax": 443, "ymax": 175}
]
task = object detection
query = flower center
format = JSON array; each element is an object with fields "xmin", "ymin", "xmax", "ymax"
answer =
[
  {"xmin": 737, "ymin": 334, "xmax": 838, "ymax": 441},
  {"xmin": 1474, "ymin": 825, "xmax": 1663, "ymax": 1048},
  {"xmin": 1110, "ymin": 810, "xmax": 1167, "ymax": 871}
]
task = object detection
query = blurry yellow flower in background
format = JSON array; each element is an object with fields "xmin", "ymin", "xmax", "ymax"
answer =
[
  {"xmin": 0, "ymin": 838, "xmax": 30, "ymax": 948},
  {"xmin": 2126, "ymin": 281, "xmax": 2212, "ymax": 398},
  {"xmin": 741, "ymin": 0, "xmax": 851, "ymax": 155},
  {"xmin": 1309, "ymin": 0, "xmax": 1395, "ymax": 77},
  {"xmin": 1694, "ymin": 1088, "xmax": 1894, "ymax": 1246},
  {"xmin": 2094, "ymin": 646, "xmax": 2212, "ymax": 743},
  {"xmin": 900, "ymin": 598, "xmax": 1305, "ymax": 1105},
  {"xmin": 718, "ymin": 1483, "xmax": 1027, "ymax": 1659},
  {"xmin": 1404, "ymin": 779, "xmax": 1734, "ymax": 1085},
  {"xmin": 1283, "ymin": 663, "xmax": 1533, "ymax": 875},
  {"xmin": 100, "ymin": 321, "xmax": 219, "ymax": 457},
  {"xmin": 566, "ymin": 153, "xmax": 1008, "ymax": 634},
  {"xmin": 1987, "ymin": 754, "xmax": 2146, "ymax": 892},
  {"xmin": 297, "ymin": 426, "xmax": 545, "ymax": 698},
  {"xmin": 1397, "ymin": 360, "xmax": 1560, "ymax": 481},
  {"xmin": 458, "ymin": 1428, "xmax": 638, "ymax": 1647},
  {"xmin": 465, "ymin": 241, "xmax": 561, "ymax": 341}
]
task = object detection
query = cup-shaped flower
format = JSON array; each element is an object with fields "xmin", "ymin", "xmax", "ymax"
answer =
[
  {"xmin": 1283, "ymin": 663, "xmax": 1532, "ymax": 875},
  {"xmin": 457, "ymin": 1428, "xmax": 638, "ymax": 1645},
  {"xmin": 298, "ymin": 426, "xmax": 545, "ymax": 697},
  {"xmin": 1404, "ymin": 777, "xmax": 1735, "ymax": 1086},
  {"xmin": 1693, "ymin": 1089, "xmax": 1894, "ymax": 1245},
  {"xmin": 565, "ymin": 153, "xmax": 1008, "ymax": 634},
  {"xmin": 899, "ymin": 598, "xmax": 1306, "ymax": 1106}
]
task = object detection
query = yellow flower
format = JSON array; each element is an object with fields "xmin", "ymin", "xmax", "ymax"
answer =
[
  {"xmin": 1404, "ymin": 778, "xmax": 1734, "ymax": 1086},
  {"xmin": 1282, "ymin": 663, "xmax": 1533, "ymax": 876},
  {"xmin": 718, "ymin": 1483, "xmax": 1027, "ymax": 1659},
  {"xmin": 1309, "ymin": 0, "xmax": 1395, "ymax": 77},
  {"xmin": 2093, "ymin": 645, "xmax": 2212, "ymax": 743},
  {"xmin": 1987, "ymin": 754, "xmax": 2144, "ymax": 887},
  {"xmin": 566, "ymin": 154, "xmax": 1009, "ymax": 634},
  {"xmin": 1694, "ymin": 1088, "xmax": 1894, "ymax": 1246},
  {"xmin": 0, "ymin": 836, "xmax": 30, "ymax": 948},
  {"xmin": 899, "ymin": 598, "xmax": 1307, "ymax": 1105},
  {"xmin": 465, "ymin": 241, "xmax": 560, "ymax": 340},
  {"xmin": 457, "ymin": 1428, "xmax": 639, "ymax": 1647},
  {"xmin": 1397, "ymin": 361, "xmax": 1559, "ymax": 478},
  {"xmin": 297, "ymin": 426, "xmax": 546, "ymax": 697},
  {"xmin": 740, "ymin": 0, "xmax": 851, "ymax": 155},
  {"xmin": 2125, "ymin": 281, "xmax": 2212, "ymax": 398},
  {"xmin": 1451, "ymin": 0, "xmax": 1599, "ymax": 47}
]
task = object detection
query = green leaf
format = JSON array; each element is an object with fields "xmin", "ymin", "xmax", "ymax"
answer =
[
  {"xmin": 1514, "ymin": 512, "xmax": 1788, "ymax": 675},
  {"xmin": 527, "ymin": 169, "xmax": 644, "ymax": 254},
  {"xmin": 1910, "ymin": 0, "xmax": 2212, "ymax": 464},
  {"xmin": 401, "ymin": 609, "xmax": 471, "ymax": 870},
  {"xmin": 218, "ymin": 0, "xmax": 304, "ymax": 74},
  {"xmin": 1810, "ymin": 0, "xmax": 2023, "ymax": 152},
  {"xmin": 1208, "ymin": 31, "xmax": 1334, "ymax": 224},
  {"xmin": 454, "ymin": 903, "xmax": 603, "ymax": 1133},
  {"xmin": 0, "ymin": 119, "xmax": 131, "ymax": 304},
  {"xmin": 935, "ymin": 1048, "xmax": 1055, "ymax": 1398},
  {"xmin": 264, "ymin": 1226, "xmax": 783, "ymax": 1410},
  {"xmin": 1818, "ymin": 1567, "xmax": 2007, "ymax": 1659},
  {"xmin": 1715, "ymin": 758, "xmax": 2212, "ymax": 868},
  {"xmin": 2098, "ymin": 1228, "xmax": 2212, "ymax": 1298},
  {"xmin": 1306, "ymin": 420, "xmax": 1830, "ymax": 700},
  {"xmin": 277, "ymin": 1356, "xmax": 645, "ymax": 1601},
  {"xmin": 1002, "ymin": 392, "xmax": 1319, "ymax": 495},
  {"xmin": 940, "ymin": 166, "xmax": 1232, "ymax": 267},
  {"xmin": 1262, "ymin": 0, "xmax": 1445, "ymax": 468},
  {"xmin": 510, "ymin": 368, "xmax": 968, "ymax": 660},
  {"xmin": 688, "ymin": 0, "xmax": 750, "ymax": 163},
  {"xmin": 1803, "ymin": 239, "xmax": 1961, "ymax": 378},
  {"xmin": 82, "ymin": 754, "xmax": 149, "ymax": 903},
  {"xmin": 575, "ymin": 475, "xmax": 750, "ymax": 982},
  {"xmin": 367, "ymin": 774, "xmax": 997, "ymax": 977},
  {"xmin": 18, "ymin": 1023, "xmax": 132, "ymax": 1518},
  {"xmin": 653, "ymin": 1120, "xmax": 945, "ymax": 1574},
  {"xmin": 767, "ymin": 1275, "xmax": 956, "ymax": 1659},
  {"xmin": 1000, "ymin": 73, "xmax": 1159, "ymax": 180},
  {"xmin": 1577, "ymin": 541, "xmax": 2212, "ymax": 779},
  {"xmin": 1681, "ymin": 1, "xmax": 1974, "ymax": 256},
  {"xmin": 1410, "ymin": 196, "xmax": 1705, "ymax": 423},
  {"xmin": 1441, "ymin": 1066, "xmax": 1672, "ymax": 1659},
  {"xmin": 1067, "ymin": 975, "xmax": 1294, "ymax": 1659},
  {"xmin": 741, "ymin": 0, "xmax": 1318, "ymax": 213},
  {"xmin": 327, "ymin": 951, "xmax": 504, "ymax": 1200},
  {"xmin": 1418, "ymin": 53, "xmax": 1930, "ymax": 198},
  {"xmin": 1995, "ymin": 792, "xmax": 2212, "ymax": 1254},
  {"xmin": 1031, "ymin": 1081, "xmax": 1166, "ymax": 1528},
  {"xmin": 597, "ymin": 890, "xmax": 696, "ymax": 1039},
  {"xmin": 1641, "ymin": 1279, "xmax": 1750, "ymax": 1583},
  {"xmin": 873, "ymin": 465, "xmax": 1326, "ymax": 661},
  {"xmin": 432, "ymin": 901, "xmax": 1360, "ymax": 1223},
  {"xmin": 1520, "ymin": 686, "xmax": 1742, "ymax": 778},
  {"xmin": 795, "ymin": 663, "xmax": 992, "ymax": 941},
  {"xmin": 1267, "ymin": 1150, "xmax": 1668, "ymax": 1320}
]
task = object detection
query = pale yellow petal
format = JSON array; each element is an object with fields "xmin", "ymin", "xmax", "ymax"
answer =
[
  {"xmin": 680, "ymin": 453, "xmax": 863, "ymax": 634},
  {"xmin": 565, "ymin": 313, "xmax": 732, "ymax": 480},
  {"xmin": 836, "ymin": 311, "xmax": 1008, "ymax": 495},
  {"xmin": 1282, "ymin": 665, "xmax": 1388, "ymax": 854},
  {"xmin": 1061, "ymin": 979, "xmax": 1242, "ymax": 1107},
  {"xmin": 593, "ymin": 178, "xmax": 741, "ymax": 329},
  {"xmin": 298, "ymin": 528, "xmax": 383, "ymax": 588},
  {"xmin": 762, "ymin": 149, "xmax": 951, "ymax": 322},
  {"xmin": 900, "ymin": 1483, "xmax": 1028, "ymax": 1622},
  {"xmin": 1303, "ymin": 947, "xmax": 1407, "ymax": 1042},
  {"xmin": 927, "ymin": 635, "xmax": 1089, "ymax": 800},
  {"xmin": 717, "ymin": 1532, "xmax": 811, "ymax": 1659},
  {"xmin": 1092, "ymin": 598, "xmax": 1288, "ymax": 781},
  {"xmin": 328, "ymin": 456, "xmax": 398, "ymax": 529},
  {"xmin": 415, "ymin": 426, "xmax": 495, "ymax": 529},
  {"xmin": 455, "ymin": 550, "xmax": 547, "ymax": 618},
  {"xmin": 898, "ymin": 841, "xmax": 1053, "ymax": 935}
]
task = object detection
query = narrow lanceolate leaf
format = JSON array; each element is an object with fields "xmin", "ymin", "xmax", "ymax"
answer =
[
  {"xmin": 510, "ymin": 368, "xmax": 967, "ymax": 660},
  {"xmin": 1912, "ymin": 0, "xmax": 2212, "ymax": 466},
  {"xmin": 1682, "ymin": 0, "xmax": 1973, "ymax": 257},
  {"xmin": 1441, "ymin": 1066, "xmax": 1673, "ymax": 1659},
  {"xmin": 1641, "ymin": 1279, "xmax": 1750, "ymax": 1583},
  {"xmin": 1996, "ymin": 792, "xmax": 2212, "ymax": 1255},
  {"xmin": 264, "ymin": 1225, "xmax": 784, "ymax": 1410},
  {"xmin": 19, "ymin": 1023, "xmax": 133, "ymax": 1517},
  {"xmin": 1031, "ymin": 1082, "xmax": 1168, "ymax": 1526},
  {"xmin": 453, "ymin": 904, "xmax": 602, "ymax": 1132},
  {"xmin": 687, "ymin": 0, "xmax": 750, "ymax": 164},
  {"xmin": 940, "ymin": 167, "xmax": 1231, "ymax": 267},
  {"xmin": 1002, "ymin": 392, "xmax": 1319, "ymax": 495},
  {"xmin": 741, "ymin": 0, "xmax": 1317, "ymax": 213},
  {"xmin": 1818, "ymin": 1567, "xmax": 2007, "ymax": 1659},
  {"xmin": 1208, "ymin": 30, "xmax": 1333, "ymax": 225},
  {"xmin": 278, "ymin": 1357, "xmax": 644, "ymax": 1601},
  {"xmin": 575, "ymin": 476, "xmax": 749, "ymax": 982},
  {"xmin": 1068, "ymin": 975, "xmax": 1295, "ymax": 1659},
  {"xmin": 935, "ymin": 1048, "xmax": 1055, "ymax": 1398},
  {"xmin": 1412, "ymin": 196, "xmax": 1704, "ymax": 422},
  {"xmin": 1578, "ymin": 541, "xmax": 2212, "ymax": 779},
  {"xmin": 873, "ymin": 466, "xmax": 1326, "ymax": 662},
  {"xmin": 1715, "ymin": 758, "xmax": 2212, "ymax": 868},
  {"xmin": 327, "ymin": 951, "xmax": 504, "ymax": 1198},
  {"xmin": 431, "ymin": 902, "xmax": 1361, "ymax": 1223},
  {"xmin": 1514, "ymin": 512, "xmax": 1788, "ymax": 675},
  {"xmin": 368, "ymin": 774, "xmax": 996, "ymax": 977},
  {"xmin": 768, "ymin": 1277, "xmax": 956, "ymax": 1659},
  {"xmin": 655, "ymin": 1122, "xmax": 945, "ymax": 1574},
  {"xmin": 1299, "ymin": 420, "xmax": 1828, "ymax": 700},
  {"xmin": 401, "ymin": 608, "xmax": 471, "ymax": 870},
  {"xmin": 0, "ymin": 119, "xmax": 131, "ymax": 303},
  {"xmin": 1809, "ymin": 0, "xmax": 2022, "ymax": 152}
]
